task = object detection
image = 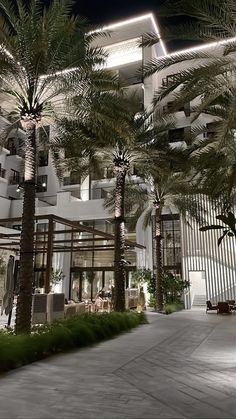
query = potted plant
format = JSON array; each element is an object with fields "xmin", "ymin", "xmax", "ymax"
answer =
[{"xmin": 50, "ymin": 269, "xmax": 65, "ymax": 293}]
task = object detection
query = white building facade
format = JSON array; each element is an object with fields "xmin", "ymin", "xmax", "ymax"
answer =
[{"xmin": 0, "ymin": 13, "xmax": 235, "ymax": 306}]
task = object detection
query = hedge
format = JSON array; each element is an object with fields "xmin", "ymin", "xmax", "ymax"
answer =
[{"xmin": 0, "ymin": 311, "xmax": 146, "ymax": 373}]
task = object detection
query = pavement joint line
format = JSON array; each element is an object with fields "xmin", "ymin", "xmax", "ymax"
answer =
[
  {"xmin": 116, "ymin": 361, "xmax": 236, "ymax": 418},
  {"xmin": 111, "ymin": 322, "xmax": 190, "ymax": 374},
  {"xmin": 114, "ymin": 368, "xmax": 188, "ymax": 418}
]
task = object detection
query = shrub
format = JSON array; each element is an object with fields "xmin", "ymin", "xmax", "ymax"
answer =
[
  {"xmin": 146, "ymin": 270, "xmax": 189, "ymax": 308},
  {"xmin": 164, "ymin": 302, "xmax": 184, "ymax": 315},
  {"xmin": 0, "ymin": 312, "xmax": 145, "ymax": 373}
]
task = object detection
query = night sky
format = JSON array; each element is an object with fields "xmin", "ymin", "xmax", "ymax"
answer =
[
  {"xmin": 73, "ymin": 0, "xmax": 164, "ymax": 24},
  {"xmin": 72, "ymin": 0, "xmax": 193, "ymax": 52}
]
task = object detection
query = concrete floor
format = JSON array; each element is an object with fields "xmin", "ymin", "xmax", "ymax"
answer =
[{"xmin": 1, "ymin": 308, "xmax": 236, "ymax": 418}]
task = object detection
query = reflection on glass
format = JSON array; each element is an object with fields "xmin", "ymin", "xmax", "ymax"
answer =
[{"xmin": 71, "ymin": 271, "xmax": 115, "ymax": 302}]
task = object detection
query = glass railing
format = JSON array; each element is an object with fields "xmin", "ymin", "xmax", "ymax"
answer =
[{"xmin": 63, "ymin": 176, "xmax": 81, "ymax": 186}]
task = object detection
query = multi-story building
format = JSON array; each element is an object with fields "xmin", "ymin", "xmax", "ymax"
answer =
[{"xmin": 0, "ymin": 13, "xmax": 235, "ymax": 307}]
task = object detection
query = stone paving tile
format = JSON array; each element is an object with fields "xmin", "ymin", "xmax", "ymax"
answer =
[{"xmin": 1, "ymin": 309, "xmax": 236, "ymax": 418}]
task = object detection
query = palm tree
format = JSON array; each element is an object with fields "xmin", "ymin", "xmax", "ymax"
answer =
[
  {"xmin": 105, "ymin": 141, "xmax": 193, "ymax": 311},
  {"xmin": 0, "ymin": 0, "xmax": 108, "ymax": 334},
  {"xmin": 141, "ymin": 0, "xmax": 236, "ymax": 236},
  {"xmin": 185, "ymin": 94, "xmax": 236, "ymax": 206},
  {"xmin": 54, "ymin": 91, "xmax": 173, "ymax": 311},
  {"xmin": 137, "ymin": 157, "xmax": 192, "ymax": 311},
  {"xmin": 200, "ymin": 212, "xmax": 236, "ymax": 245},
  {"xmin": 142, "ymin": 0, "xmax": 236, "ymax": 127}
]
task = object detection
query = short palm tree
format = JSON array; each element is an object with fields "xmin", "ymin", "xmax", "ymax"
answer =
[
  {"xmin": 105, "ymin": 141, "xmax": 193, "ymax": 311},
  {"xmin": 0, "ymin": 0, "xmax": 108, "ymax": 334},
  {"xmin": 137, "ymin": 156, "xmax": 193, "ymax": 311}
]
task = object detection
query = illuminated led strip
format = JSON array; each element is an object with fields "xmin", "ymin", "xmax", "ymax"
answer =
[
  {"xmin": 90, "ymin": 13, "xmax": 167, "ymax": 56},
  {"xmin": 2, "ymin": 13, "xmax": 168, "ymax": 81},
  {"xmin": 158, "ymin": 36, "xmax": 236, "ymax": 59},
  {"xmin": 149, "ymin": 14, "xmax": 167, "ymax": 56}
]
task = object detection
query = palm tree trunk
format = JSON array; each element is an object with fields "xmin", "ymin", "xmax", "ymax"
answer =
[
  {"xmin": 15, "ymin": 120, "xmax": 36, "ymax": 334},
  {"xmin": 114, "ymin": 167, "xmax": 127, "ymax": 311},
  {"xmin": 155, "ymin": 206, "xmax": 163, "ymax": 312}
]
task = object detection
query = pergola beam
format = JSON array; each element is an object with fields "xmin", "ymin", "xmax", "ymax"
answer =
[{"xmin": 0, "ymin": 213, "xmax": 145, "ymax": 252}]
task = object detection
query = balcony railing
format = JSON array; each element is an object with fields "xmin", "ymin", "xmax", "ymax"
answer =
[
  {"xmin": 9, "ymin": 175, "xmax": 21, "ymax": 185},
  {"xmin": 0, "ymin": 168, "xmax": 6, "ymax": 178},
  {"xmin": 7, "ymin": 146, "xmax": 24, "ymax": 157},
  {"xmin": 63, "ymin": 175, "xmax": 81, "ymax": 186}
]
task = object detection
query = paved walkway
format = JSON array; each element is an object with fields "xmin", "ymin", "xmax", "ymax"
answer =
[{"xmin": 1, "ymin": 308, "xmax": 236, "ymax": 418}]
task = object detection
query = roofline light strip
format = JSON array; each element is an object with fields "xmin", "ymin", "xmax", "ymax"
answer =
[
  {"xmin": 149, "ymin": 14, "xmax": 167, "ymax": 56},
  {"xmin": 159, "ymin": 36, "xmax": 236, "ymax": 59},
  {"xmin": 90, "ymin": 13, "xmax": 167, "ymax": 56}
]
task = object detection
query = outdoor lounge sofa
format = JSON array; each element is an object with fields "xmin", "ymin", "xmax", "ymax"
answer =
[
  {"xmin": 217, "ymin": 302, "xmax": 232, "ymax": 314},
  {"xmin": 206, "ymin": 300, "xmax": 218, "ymax": 313}
]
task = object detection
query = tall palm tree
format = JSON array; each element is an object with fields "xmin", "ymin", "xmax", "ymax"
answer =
[
  {"xmin": 0, "ymin": 0, "xmax": 108, "ymax": 334},
  {"xmin": 142, "ymin": 0, "xmax": 236, "ymax": 126}
]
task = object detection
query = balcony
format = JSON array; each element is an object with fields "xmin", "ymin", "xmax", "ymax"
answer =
[
  {"xmin": 0, "ymin": 168, "xmax": 6, "ymax": 179},
  {"xmin": 63, "ymin": 173, "xmax": 81, "ymax": 186},
  {"xmin": 6, "ymin": 137, "xmax": 24, "ymax": 158},
  {"xmin": 8, "ymin": 175, "xmax": 22, "ymax": 185},
  {"xmin": 7, "ymin": 146, "xmax": 24, "ymax": 158},
  {"xmin": 0, "ymin": 106, "xmax": 9, "ymax": 119}
]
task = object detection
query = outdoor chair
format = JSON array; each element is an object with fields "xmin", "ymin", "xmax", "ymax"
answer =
[
  {"xmin": 95, "ymin": 296, "xmax": 104, "ymax": 312},
  {"xmin": 206, "ymin": 300, "xmax": 218, "ymax": 313},
  {"xmin": 226, "ymin": 300, "xmax": 235, "ymax": 306},
  {"xmin": 102, "ymin": 299, "xmax": 109, "ymax": 312},
  {"xmin": 217, "ymin": 302, "xmax": 232, "ymax": 314}
]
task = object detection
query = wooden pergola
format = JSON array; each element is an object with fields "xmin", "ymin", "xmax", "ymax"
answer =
[{"xmin": 0, "ymin": 214, "xmax": 145, "ymax": 293}]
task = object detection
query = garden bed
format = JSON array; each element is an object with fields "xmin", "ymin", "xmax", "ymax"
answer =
[{"xmin": 0, "ymin": 312, "xmax": 146, "ymax": 373}]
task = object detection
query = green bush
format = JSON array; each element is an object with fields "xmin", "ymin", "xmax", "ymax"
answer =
[
  {"xmin": 164, "ymin": 302, "xmax": 184, "ymax": 314},
  {"xmin": 0, "ymin": 312, "xmax": 146, "ymax": 373}
]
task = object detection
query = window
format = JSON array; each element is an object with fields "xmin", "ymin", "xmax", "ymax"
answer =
[
  {"xmin": 38, "ymin": 126, "xmax": 50, "ymax": 143},
  {"xmin": 162, "ymin": 74, "xmax": 178, "ymax": 87},
  {"xmin": 152, "ymin": 215, "xmax": 181, "ymax": 271},
  {"xmin": 203, "ymin": 122, "xmax": 218, "ymax": 139},
  {"xmin": 63, "ymin": 171, "xmax": 81, "ymax": 185},
  {"xmin": 162, "ymin": 217, "xmax": 181, "ymax": 267},
  {"xmin": 163, "ymin": 101, "xmax": 190, "ymax": 117},
  {"xmin": 0, "ymin": 164, "xmax": 6, "ymax": 179},
  {"xmin": 7, "ymin": 138, "xmax": 17, "ymax": 155},
  {"xmin": 37, "ymin": 175, "xmax": 47, "ymax": 192},
  {"xmin": 168, "ymin": 128, "xmax": 185, "ymax": 142},
  {"xmin": 168, "ymin": 126, "xmax": 190, "ymax": 143},
  {"xmin": 9, "ymin": 169, "xmax": 20, "ymax": 184},
  {"xmin": 104, "ymin": 167, "xmax": 114, "ymax": 179},
  {"xmin": 38, "ymin": 150, "xmax": 48, "ymax": 167}
]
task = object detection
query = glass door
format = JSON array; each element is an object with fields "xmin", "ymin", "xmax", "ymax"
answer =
[{"xmin": 70, "ymin": 269, "xmax": 114, "ymax": 302}]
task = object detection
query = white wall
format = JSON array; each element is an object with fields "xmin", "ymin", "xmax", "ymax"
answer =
[{"xmin": 0, "ymin": 196, "xmax": 11, "ymax": 218}]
